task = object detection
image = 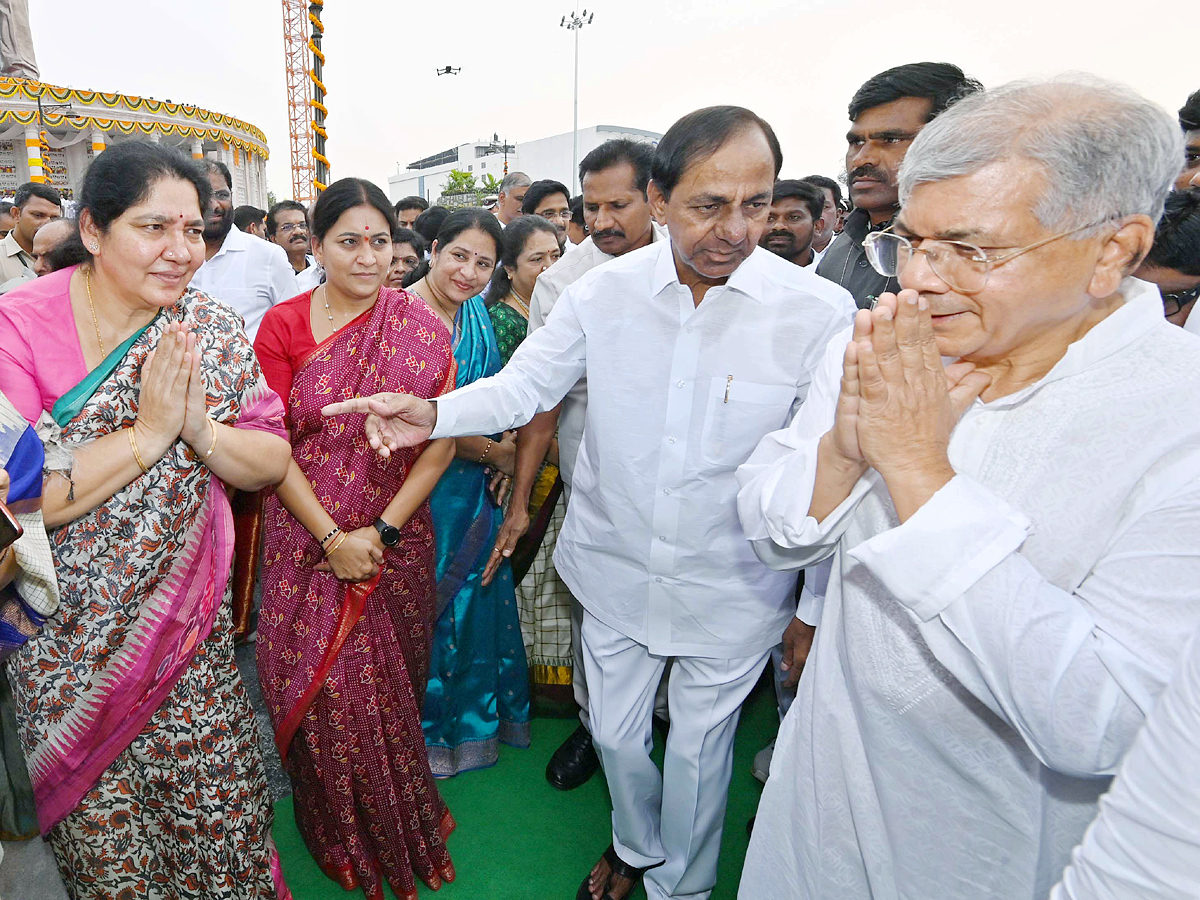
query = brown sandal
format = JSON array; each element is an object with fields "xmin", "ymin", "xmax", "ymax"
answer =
[{"xmin": 576, "ymin": 845, "xmax": 648, "ymax": 900}]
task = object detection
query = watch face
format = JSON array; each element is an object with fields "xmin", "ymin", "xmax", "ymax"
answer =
[{"xmin": 375, "ymin": 519, "xmax": 401, "ymax": 547}]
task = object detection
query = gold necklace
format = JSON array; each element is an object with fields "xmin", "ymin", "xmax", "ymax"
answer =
[
  {"xmin": 507, "ymin": 291, "xmax": 530, "ymax": 319},
  {"xmin": 85, "ymin": 268, "xmax": 106, "ymax": 357}
]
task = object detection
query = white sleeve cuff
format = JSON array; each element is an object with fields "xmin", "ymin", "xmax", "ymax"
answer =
[
  {"xmin": 848, "ymin": 474, "xmax": 1031, "ymax": 621},
  {"xmin": 429, "ymin": 396, "xmax": 458, "ymax": 440}
]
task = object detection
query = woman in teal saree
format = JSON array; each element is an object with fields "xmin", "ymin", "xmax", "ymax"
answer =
[{"xmin": 404, "ymin": 208, "xmax": 531, "ymax": 776}]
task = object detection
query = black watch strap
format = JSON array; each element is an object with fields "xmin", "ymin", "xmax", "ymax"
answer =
[{"xmin": 373, "ymin": 517, "xmax": 400, "ymax": 547}]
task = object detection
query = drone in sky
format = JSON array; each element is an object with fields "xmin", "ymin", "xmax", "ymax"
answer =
[{"xmin": 436, "ymin": 66, "xmax": 461, "ymax": 76}]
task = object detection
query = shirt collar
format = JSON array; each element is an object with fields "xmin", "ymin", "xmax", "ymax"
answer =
[
  {"xmin": 2, "ymin": 232, "xmax": 26, "ymax": 259},
  {"xmin": 649, "ymin": 238, "xmax": 767, "ymax": 303},
  {"xmin": 982, "ymin": 277, "xmax": 1166, "ymax": 407},
  {"xmin": 208, "ymin": 225, "xmax": 248, "ymax": 261},
  {"xmin": 844, "ymin": 207, "xmax": 895, "ymax": 246}
]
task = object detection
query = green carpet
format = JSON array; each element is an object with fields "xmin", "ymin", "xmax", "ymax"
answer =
[{"xmin": 273, "ymin": 678, "xmax": 776, "ymax": 899}]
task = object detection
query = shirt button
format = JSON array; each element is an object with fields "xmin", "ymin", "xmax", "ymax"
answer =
[
  {"xmin": 662, "ymin": 488, "xmax": 671, "ymax": 496},
  {"xmin": 659, "ymin": 536, "xmax": 667, "ymax": 542},
  {"xmin": 857, "ymin": 259, "xmax": 868, "ymax": 267},
  {"xmin": 655, "ymin": 576, "xmax": 663, "ymax": 583},
  {"xmin": 667, "ymin": 437, "xmax": 676, "ymax": 444},
  {"xmin": 676, "ymin": 380, "xmax": 685, "ymax": 388}
]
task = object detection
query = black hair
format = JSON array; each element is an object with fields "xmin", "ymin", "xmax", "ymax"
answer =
[
  {"xmin": 70, "ymin": 140, "xmax": 210, "ymax": 265},
  {"xmin": 579, "ymin": 138, "xmax": 654, "ymax": 196},
  {"xmin": 570, "ymin": 194, "xmax": 585, "ymax": 227},
  {"xmin": 432, "ymin": 207, "xmax": 503, "ymax": 260},
  {"xmin": 13, "ymin": 181, "xmax": 61, "ymax": 209},
  {"xmin": 0, "ymin": 200, "xmax": 11, "ymax": 216},
  {"xmin": 401, "ymin": 258, "xmax": 428, "ymax": 288},
  {"xmin": 391, "ymin": 225, "xmax": 425, "ymax": 257},
  {"xmin": 309, "ymin": 177, "xmax": 397, "ymax": 244},
  {"xmin": 1145, "ymin": 189, "xmax": 1200, "ymax": 276},
  {"xmin": 202, "ymin": 158, "xmax": 233, "ymax": 190},
  {"xmin": 413, "ymin": 205, "xmax": 450, "ymax": 245},
  {"xmin": 521, "ymin": 179, "xmax": 571, "ymax": 215},
  {"xmin": 800, "ymin": 174, "xmax": 843, "ymax": 209},
  {"xmin": 233, "ymin": 205, "xmax": 266, "ymax": 232},
  {"xmin": 1181, "ymin": 90, "xmax": 1200, "ymax": 131},
  {"xmin": 771, "ymin": 179, "xmax": 824, "ymax": 222},
  {"xmin": 266, "ymin": 199, "xmax": 307, "ymax": 237},
  {"xmin": 847, "ymin": 62, "xmax": 982, "ymax": 123},
  {"xmin": 651, "ymin": 106, "xmax": 782, "ymax": 201},
  {"xmin": 486, "ymin": 214, "xmax": 558, "ymax": 302},
  {"xmin": 42, "ymin": 219, "xmax": 88, "ymax": 272},
  {"xmin": 394, "ymin": 195, "xmax": 429, "ymax": 214}
]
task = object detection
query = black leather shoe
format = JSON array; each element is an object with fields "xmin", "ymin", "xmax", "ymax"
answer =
[{"xmin": 547, "ymin": 724, "xmax": 600, "ymax": 790}]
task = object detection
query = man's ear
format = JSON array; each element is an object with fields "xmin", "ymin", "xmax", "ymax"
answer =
[
  {"xmin": 1088, "ymin": 214, "xmax": 1155, "ymax": 299},
  {"xmin": 647, "ymin": 180, "xmax": 668, "ymax": 225}
]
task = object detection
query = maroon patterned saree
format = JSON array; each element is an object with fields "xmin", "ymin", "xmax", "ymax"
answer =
[{"xmin": 256, "ymin": 288, "xmax": 457, "ymax": 900}]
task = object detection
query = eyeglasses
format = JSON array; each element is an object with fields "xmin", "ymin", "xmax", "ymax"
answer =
[
  {"xmin": 1161, "ymin": 284, "xmax": 1200, "ymax": 318},
  {"xmin": 863, "ymin": 219, "xmax": 1116, "ymax": 295},
  {"xmin": 538, "ymin": 210, "xmax": 571, "ymax": 222},
  {"xmin": 212, "ymin": 190, "xmax": 232, "ymax": 202},
  {"xmin": 277, "ymin": 222, "xmax": 307, "ymax": 234}
]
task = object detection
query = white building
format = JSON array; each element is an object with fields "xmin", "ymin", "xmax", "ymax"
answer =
[{"xmin": 387, "ymin": 124, "xmax": 661, "ymax": 204}]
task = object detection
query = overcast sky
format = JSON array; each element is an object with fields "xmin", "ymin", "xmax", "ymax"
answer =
[{"xmin": 34, "ymin": 0, "xmax": 1193, "ymax": 202}]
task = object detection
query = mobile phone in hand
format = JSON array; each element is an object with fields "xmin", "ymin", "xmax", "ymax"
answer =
[{"xmin": 0, "ymin": 501, "xmax": 23, "ymax": 553}]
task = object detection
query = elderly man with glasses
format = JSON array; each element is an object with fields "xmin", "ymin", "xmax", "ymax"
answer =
[{"xmin": 736, "ymin": 77, "xmax": 1200, "ymax": 900}]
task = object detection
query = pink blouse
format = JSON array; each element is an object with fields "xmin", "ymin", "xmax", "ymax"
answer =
[{"xmin": 0, "ymin": 266, "xmax": 93, "ymax": 425}]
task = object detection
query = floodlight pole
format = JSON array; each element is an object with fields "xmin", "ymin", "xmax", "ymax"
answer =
[{"xmin": 561, "ymin": 8, "xmax": 594, "ymax": 194}]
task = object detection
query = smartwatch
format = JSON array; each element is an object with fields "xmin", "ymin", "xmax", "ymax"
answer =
[{"xmin": 373, "ymin": 517, "xmax": 401, "ymax": 548}]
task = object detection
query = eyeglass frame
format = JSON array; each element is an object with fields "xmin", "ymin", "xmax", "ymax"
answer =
[
  {"xmin": 537, "ymin": 209, "xmax": 572, "ymax": 222},
  {"xmin": 1161, "ymin": 284, "xmax": 1200, "ymax": 318},
  {"xmin": 862, "ymin": 218, "xmax": 1118, "ymax": 295}
]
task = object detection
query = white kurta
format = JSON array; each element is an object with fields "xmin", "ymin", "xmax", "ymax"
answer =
[
  {"xmin": 735, "ymin": 278, "xmax": 1200, "ymax": 899},
  {"xmin": 190, "ymin": 226, "xmax": 299, "ymax": 339},
  {"xmin": 1051, "ymin": 624, "xmax": 1200, "ymax": 900},
  {"xmin": 431, "ymin": 240, "xmax": 854, "ymax": 658}
]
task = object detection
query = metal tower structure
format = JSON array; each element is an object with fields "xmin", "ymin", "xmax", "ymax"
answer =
[{"xmin": 281, "ymin": 0, "xmax": 328, "ymax": 202}]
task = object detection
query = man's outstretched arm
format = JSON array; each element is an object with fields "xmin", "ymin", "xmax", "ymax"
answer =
[{"xmin": 324, "ymin": 286, "xmax": 588, "ymax": 455}]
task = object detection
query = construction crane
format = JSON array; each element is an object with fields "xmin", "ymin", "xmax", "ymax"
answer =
[{"xmin": 281, "ymin": 0, "xmax": 329, "ymax": 203}]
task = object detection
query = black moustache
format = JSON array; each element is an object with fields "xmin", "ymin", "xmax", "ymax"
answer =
[
  {"xmin": 850, "ymin": 166, "xmax": 888, "ymax": 183},
  {"xmin": 766, "ymin": 231, "xmax": 793, "ymax": 240},
  {"xmin": 592, "ymin": 230, "xmax": 625, "ymax": 240}
]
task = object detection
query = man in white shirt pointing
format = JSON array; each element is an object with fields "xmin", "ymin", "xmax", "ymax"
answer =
[{"xmin": 324, "ymin": 106, "xmax": 853, "ymax": 900}]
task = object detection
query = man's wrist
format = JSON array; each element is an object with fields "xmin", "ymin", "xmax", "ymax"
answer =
[{"xmin": 879, "ymin": 457, "xmax": 956, "ymax": 523}]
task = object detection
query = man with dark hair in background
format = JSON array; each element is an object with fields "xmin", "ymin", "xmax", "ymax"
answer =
[
  {"xmin": 0, "ymin": 200, "xmax": 14, "ymax": 240},
  {"xmin": 413, "ymin": 205, "xmax": 450, "ymax": 250},
  {"xmin": 234, "ymin": 205, "xmax": 267, "ymax": 238},
  {"xmin": 394, "ymin": 195, "xmax": 429, "ymax": 229},
  {"xmin": 332, "ymin": 110, "xmax": 854, "ymax": 900},
  {"xmin": 0, "ymin": 181, "xmax": 59, "ymax": 283},
  {"xmin": 1137, "ymin": 189, "xmax": 1200, "ymax": 329},
  {"xmin": 816, "ymin": 62, "xmax": 982, "ymax": 308},
  {"xmin": 567, "ymin": 195, "xmax": 587, "ymax": 246},
  {"xmin": 191, "ymin": 159, "xmax": 297, "ymax": 339},
  {"xmin": 760, "ymin": 179, "xmax": 825, "ymax": 268},
  {"xmin": 495, "ymin": 171, "xmax": 532, "ymax": 227},
  {"xmin": 799, "ymin": 174, "xmax": 844, "ymax": 261},
  {"xmin": 522, "ymin": 179, "xmax": 573, "ymax": 244},
  {"xmin": 267, "ymin": 199, "xmax": 322, "ymax": 291},
  {"xmin": 1177, "ymin": 89, "xmax": 1200, "ymax": 191}
]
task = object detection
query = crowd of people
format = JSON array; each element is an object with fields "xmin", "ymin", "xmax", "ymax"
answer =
[{"xmin": 0, "ymin": 58, "xmax": 1194, "ymax": 900}]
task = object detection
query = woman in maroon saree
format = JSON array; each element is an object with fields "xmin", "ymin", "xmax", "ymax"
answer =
[{"xmin": 253, "ymin": 179, "xmax": 457, "ymax": 900}]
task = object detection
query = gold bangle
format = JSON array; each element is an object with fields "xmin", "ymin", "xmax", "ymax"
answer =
[
  {"xmin": 197, "ymin": 419, "xmax": 218, "ymax": 463},
  {"xmin": 477, "ymin": 438, "xmax": 493, "ymax": 464},
  {"xmin": 128, "ymin": 426, "xmax": 149, "ymax": 474},
  {"xmin": 324, "ymin": 532, "xmax": 348, "ymax": 557}
]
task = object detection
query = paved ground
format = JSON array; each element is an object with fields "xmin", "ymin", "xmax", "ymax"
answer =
[{"xmin": 0, "ymin": 639, "xmax": 290, "ymax": 899}]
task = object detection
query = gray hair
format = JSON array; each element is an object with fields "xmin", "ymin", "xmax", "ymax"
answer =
[
  {"xmin": 899, "ymin": 75, "xmax": 1183, "ymax": 236},
  {"xmin": 499, "ymin": 171, "xmax": 531, "ymax": 193}
]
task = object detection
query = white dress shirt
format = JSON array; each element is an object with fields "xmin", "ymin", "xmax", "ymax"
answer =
[
  {"xmin": 735, "ymin": 278, "xmax": 1200, "ymax": 899},
  {"xmin": 527, "ymin": 223, "xmax": 668, "ymax": 490},
  {"xmin": 1051, "ymin": 624, "xmax": 1200, "ymax": 900},
  {"xmin": 433, "ymin": 239, "xmax": 854, "ymax": 657},
  {"xmin": 190, "ymin": 226, "xmax": 299, "ymax": 339}
]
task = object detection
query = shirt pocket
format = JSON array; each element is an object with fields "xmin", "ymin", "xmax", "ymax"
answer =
[{"xmin": 700, "ymin": 377, "xmax": 796, "ymax": 468}]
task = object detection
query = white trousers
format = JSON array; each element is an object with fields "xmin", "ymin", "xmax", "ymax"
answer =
[{"xmin": 581, "ymin": 610, "xmax": 769, "ymax": 900}]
